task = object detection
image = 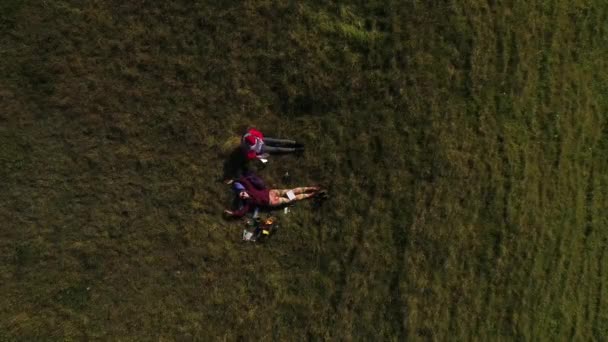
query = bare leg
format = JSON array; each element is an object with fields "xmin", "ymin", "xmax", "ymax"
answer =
[
  {"xmin": 295, "ymin": 193, "xmax": 316, "ymax": 200},
  {"xmin": 274, "ymin": 187, "xmax": 318, "ymax": 196},
  {"xmin": 269, "ymin": 188, "xmax": 319, "ymax": 206},
  {"xmin": 269, "ymin": 190, "xmax": 290, "ymax": 205},
  {"xmin": 291, "ymin": 186, "xmax": 320, "ymax": 195},
  {"xmin": 275, "ymin": 197, "xmax": 292, "ymax": 205},
  {"xmin": 274, "ymin": 189, "xmax": 290, "ymax": 196}
]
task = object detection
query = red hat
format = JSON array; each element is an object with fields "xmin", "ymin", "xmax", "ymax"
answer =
[{"xmin": 245, "ymin": 135, "xmax": 256, "ymax": 145}]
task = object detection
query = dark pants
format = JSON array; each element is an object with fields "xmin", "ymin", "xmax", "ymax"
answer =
[{"xmin": 262, "ymin": 137, "xmax": 302, "ymax": 154}]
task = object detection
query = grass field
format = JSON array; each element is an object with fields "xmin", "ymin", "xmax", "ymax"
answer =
[{"xmin": 1, "ymin": 0, "xmax": 607, "ymax": 340}]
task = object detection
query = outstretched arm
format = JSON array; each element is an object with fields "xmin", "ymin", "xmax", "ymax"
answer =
[{"xmin": 224, "ymin": 202, "xmax": 250, "ymax": 218}]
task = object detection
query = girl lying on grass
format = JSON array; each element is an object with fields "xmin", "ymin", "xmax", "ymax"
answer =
[
  {"xmin": 224, "ymin": 173, "xmax": 324, "ymax": 218},
  {"xmin": 241, "ymin": 127, "xmax": 304, "ymax": 161}
]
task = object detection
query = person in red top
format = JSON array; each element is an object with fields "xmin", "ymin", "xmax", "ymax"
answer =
[
  {"xmin": 224, "ymin": 174, "xmax": 321, "ymax": 218},
  {"xmin": 241, "ymin": 128, "xmax": 304, "ymax": 161}
]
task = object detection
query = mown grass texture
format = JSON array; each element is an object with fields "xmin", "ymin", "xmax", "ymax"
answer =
[{"xmin": 0, "ymin": 0, "xmax": 607, "ymax": 340}]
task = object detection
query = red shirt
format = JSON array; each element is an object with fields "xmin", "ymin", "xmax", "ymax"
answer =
[{"xmin": 241, "ymin": 128, "xmax": 264, "ymax": 160}]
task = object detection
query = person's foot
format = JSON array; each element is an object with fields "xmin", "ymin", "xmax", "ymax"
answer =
[
  {"xmin": 315, "ymin": 189, "xmax": 328, "ymax": 199},
  {"xmin": 312, "ymin": 190, "xmax": 329, "ymax": 208}
]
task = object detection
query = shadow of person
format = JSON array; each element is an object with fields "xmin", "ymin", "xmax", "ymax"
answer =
[{"xmin": 222, "ymin": 147, "xmax": 249, "ymax": 182}]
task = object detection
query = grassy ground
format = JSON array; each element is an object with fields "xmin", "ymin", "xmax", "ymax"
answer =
[{"xmin": 1, "ymin": 0, "xmax": 607, "ymax": 340}]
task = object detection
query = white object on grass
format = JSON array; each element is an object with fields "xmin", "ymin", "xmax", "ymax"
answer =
[
  {"xmin": 260, "ymin": 158, "xmax": 268, "ymax": 163},
  {"xmin": 284, "ymin": 207, "xmax": 290, "ymax": 214},
  {"xmin": 243, "ymin": 230, "xmax": 254, "ymax": 241}
]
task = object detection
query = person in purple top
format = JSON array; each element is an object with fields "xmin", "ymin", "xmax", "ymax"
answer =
[{"xmin": 224, "ymin": 174, "xmax": 322, "ymax": 218}]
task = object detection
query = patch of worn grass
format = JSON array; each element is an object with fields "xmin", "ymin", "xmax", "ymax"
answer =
[{"xmin": 1, "ymin": 0, "xmax": 607, "ymax": 340}]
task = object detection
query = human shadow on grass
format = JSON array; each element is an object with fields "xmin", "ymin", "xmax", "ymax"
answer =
[{"xmin": 221, "ymin": 147, "xmax": 249, "ymax": 182}]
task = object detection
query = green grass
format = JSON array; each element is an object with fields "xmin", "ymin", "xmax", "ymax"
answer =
[{"xmin": 1, "ymin": 0, "xmax": 607, "ymax": 340}]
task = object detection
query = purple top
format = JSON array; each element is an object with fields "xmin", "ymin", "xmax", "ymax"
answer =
[{"xmin": 231, "ymin": 175, "xmax": 270, "ymax": 217}]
